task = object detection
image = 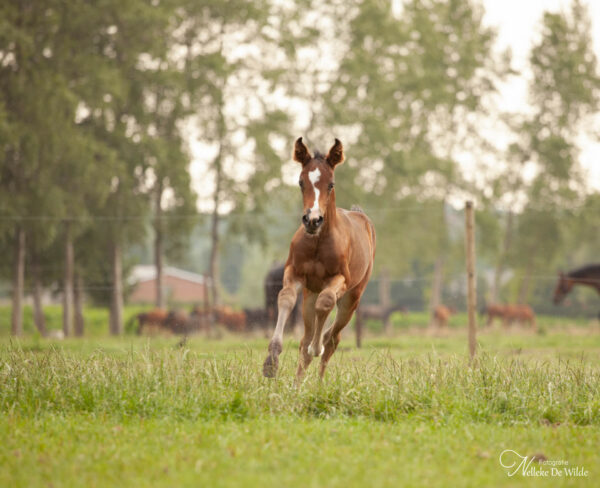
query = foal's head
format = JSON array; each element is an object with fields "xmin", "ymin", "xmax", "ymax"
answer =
[
  {"xmin": 553, "ymin": 271, "xmax": 573, "ymax": 305},
  {"xmin": 292, "ymin": 137, "xmax": 345, "ymax": 235}
]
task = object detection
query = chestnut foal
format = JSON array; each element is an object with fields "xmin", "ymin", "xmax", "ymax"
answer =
[{"xmin": 262, "ymin": 138, "xmax": 376, "ymax": 381}]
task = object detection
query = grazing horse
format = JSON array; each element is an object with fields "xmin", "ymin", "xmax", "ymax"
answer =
[
  {"xmin": 356, "ymin": 303, "xmax": 408, "ymax": 332},
  {"xmin": 262, "ymin": 138, "xmax": 376, "ymax": 380},
  {"xmin": 553, "ymin": 264, "xmax": 600, "ymax": 317},
  {"xmin": 485, "ymin": 303, "xmax": 536, "ymax": 330},
  {"xmin": 505, "ymin": 304, "xmax": 536, "ymax": 331},
  {"xmin": 484, "ymin": 303, "xmax": 506, "ymax": 327},
  {"xmin": 432, "ymin": 304, "xmax": 455, "ymax": 328},
  {"xmin": 135, "ymin": 308, "xmax": 169, "ymax": 335},
  {"xmin": 214, "ymin": 306, "xmax": 247, "ymax": 332}
]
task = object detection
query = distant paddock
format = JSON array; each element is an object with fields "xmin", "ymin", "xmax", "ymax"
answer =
[{"xmin": 0, "ymin": 304, "xmax": 598, "ymax": 338}]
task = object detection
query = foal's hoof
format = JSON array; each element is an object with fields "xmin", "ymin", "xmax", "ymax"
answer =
[
  {"xmin": 307, "ymin": 344, "xmax": 324, "ymax": 357},
  {"xmin": 262, "ymin": 354, "xmax": 279, "ymax": 378}
]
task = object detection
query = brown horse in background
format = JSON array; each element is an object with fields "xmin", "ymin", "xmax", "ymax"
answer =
[
  {"xmin": 432, "ymin": 305, "xmax": 455, "ymax": 328},
  {"xmin": 136, "ymin": 309, "xmax": 169, "ymax": 335},
  {"xmin": 485, "ymin": 303, "xmax": 536, "ymax": 330},
  {"xmin": 357, "ymin": 303, "xmax": 408, "ymax": 332},
  {"xmin": 505, "ymin": 304, "xmax": 536, "ymax": 331},
  {"xmin": 484, "ymin": 303, "xmax": 506, "ymax": 327},
  {"xmin": 553, "ymin": 264, "xmax": 600, "ymax": 318},
  {"xmin": 262, "ymin": 138, "xmax": 376, "ymax": 380},
  {"xmin": 135, "ymin": 308, "xmax": 207, "ymax": 335}
]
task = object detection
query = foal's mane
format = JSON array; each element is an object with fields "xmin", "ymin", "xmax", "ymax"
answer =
[{"xmin": 312, "ymin": 150, "xmax": 325, "ymax": 160}]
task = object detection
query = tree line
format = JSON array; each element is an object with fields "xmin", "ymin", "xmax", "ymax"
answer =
[{"xmin": 1, "ymin": 0, "xmax": 599, "ymax": 336}]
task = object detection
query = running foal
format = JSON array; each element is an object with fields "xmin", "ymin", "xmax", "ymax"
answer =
[{"xmin": 262, "ymin": 137, "xmax": 376, "ymax": 381}]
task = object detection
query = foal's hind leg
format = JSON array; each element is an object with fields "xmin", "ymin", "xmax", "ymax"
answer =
[
  {"xmin": 309, "ymin": 275, "xmax": 346, "ymax": 358},
  {"xmin": 319, "ymin": 293, "xmax": 359, "ymax": 379}
]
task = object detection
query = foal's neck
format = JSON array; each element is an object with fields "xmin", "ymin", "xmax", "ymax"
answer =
[{"xmin": 320, "ymin": 190, "xmax": 338, "ymax": 236}]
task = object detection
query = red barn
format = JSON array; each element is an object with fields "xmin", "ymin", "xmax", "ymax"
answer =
[{"xmin": 128, "ymin": 265, "xmax": 208, "ymax": 304}]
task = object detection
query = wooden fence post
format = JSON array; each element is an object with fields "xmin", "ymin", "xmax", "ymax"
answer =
[{"xmin": 465, "ymin": 201, "xmax": 477, "ymax": 360}]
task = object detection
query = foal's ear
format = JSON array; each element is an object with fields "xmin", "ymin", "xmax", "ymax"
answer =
[
  {"xmin": 292, "ymin": 137, "xmax": 312, "ymax": 166},
  {"xmin": 326, "ymin": 138, "xmax": 344, "ymax": 168}
]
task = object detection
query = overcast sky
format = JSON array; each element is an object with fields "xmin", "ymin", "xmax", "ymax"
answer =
[
  {"xmin": 482, "ymin": 0, "xmax": 600, "ymax": 189},
  {"xmin": 190, "ymin": 0, "xmax": 600, "ymax": 209}
]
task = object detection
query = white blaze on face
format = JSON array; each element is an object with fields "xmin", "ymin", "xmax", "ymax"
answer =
[{"xmin": 308, "ymin": 168, "xmax": 321, "ymax": 215}]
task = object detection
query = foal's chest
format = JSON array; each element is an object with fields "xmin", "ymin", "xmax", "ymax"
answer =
[{"xmin": 294, "ymin": 246, "xmax": 343, "ymax": 292}]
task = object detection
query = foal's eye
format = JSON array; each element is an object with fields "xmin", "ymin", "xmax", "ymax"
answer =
[
  {"xmin": 328, "ymin": 182, "xmax": 335, "ymax": 191},
  {"xmin": 299, "ymin": 180, "xmax": 304, "ymax": 189}
]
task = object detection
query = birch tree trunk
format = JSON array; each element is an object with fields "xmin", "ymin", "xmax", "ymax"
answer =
[
  {"xmin": 429, "ymin": 201, "xmax": 447, "ymax": 326},
  {"xmin": 154, "ymin": 185, "xmax": 165, "ymax": 309},
  {"xmin": 490, "ymin": 212, "xmax": 513, "ymax": 303},
  {"xmin": 11, "ymin": 227, "xmax": 25, "ymax": 336},
  {"xmin": 32, "ymin": 256, "xmax": 47, "ymax": 337},
  {"xmin": 74, "ymin": 272, "xmax": 85, "ymax": 337},
  {"xmin": 63, "ymin": 223, "xmax": 74, "ymax": 337},
  {"xmin": 379, "ymin": 268, "xmax": 392, "ymax": 334},
  {"xmin": 109, "ymin": 241, "xmax": 124, "ymax": 335},
  {"xmin": 209, "ymin": 202, "xmax": 220, "ymax": 308},
  {"xmin": 429, "ymin": 256, "xmax": 445, "ymax": 310},
  {"xmin": 355, "ymin": 309, "xmax": 363, "ymax": 349},
  {"xmin": 208, "ymin": 142, "xmax": 223, "ymax": 309},
  {"xmin": 518, "ymin": 261, "xmax": 534, "ymax": 305}
]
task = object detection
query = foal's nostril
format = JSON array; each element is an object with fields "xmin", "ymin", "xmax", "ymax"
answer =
[
  {"xmin": 310, "ymin": 216, "xmax": 323, "ymax": 228},
  {"xmin": 302, "ymin": 212, "xmax": 323, "ymax": 231}
]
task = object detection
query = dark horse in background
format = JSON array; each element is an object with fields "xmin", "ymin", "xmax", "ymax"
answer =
[
  {"xmin": 553, "ymin": 264, "xmax": 600, "ymax": 318},
  {"xmin": 263, "ymin": 138, "xmax": 376, "ymax": 380},
  {"xmin": 265, "ymin": 263, "xmax": 302, "ymax": 331}
]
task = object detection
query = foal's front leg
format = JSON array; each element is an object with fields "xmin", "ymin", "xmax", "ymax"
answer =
[
  {"xmin": 308, "ymin": 275, "xmax": 346, "ymax": 357},
  {"xmin": 295, "ymin": 290, "xmax": 317, "ymax": 383},
  {"xmin": 263, "ymin": 266, "xmax": 300, "ymax": 377}
]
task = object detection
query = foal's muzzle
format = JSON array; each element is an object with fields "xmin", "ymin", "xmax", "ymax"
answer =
[{"xmin": 302, "ymin": 212, "xmax": 323, "ymax": 234}]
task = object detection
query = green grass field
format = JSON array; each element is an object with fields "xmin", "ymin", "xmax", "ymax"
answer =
[{"xmin": 2, "ymin": 323, "xmax": 600, "ymax": 486}]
